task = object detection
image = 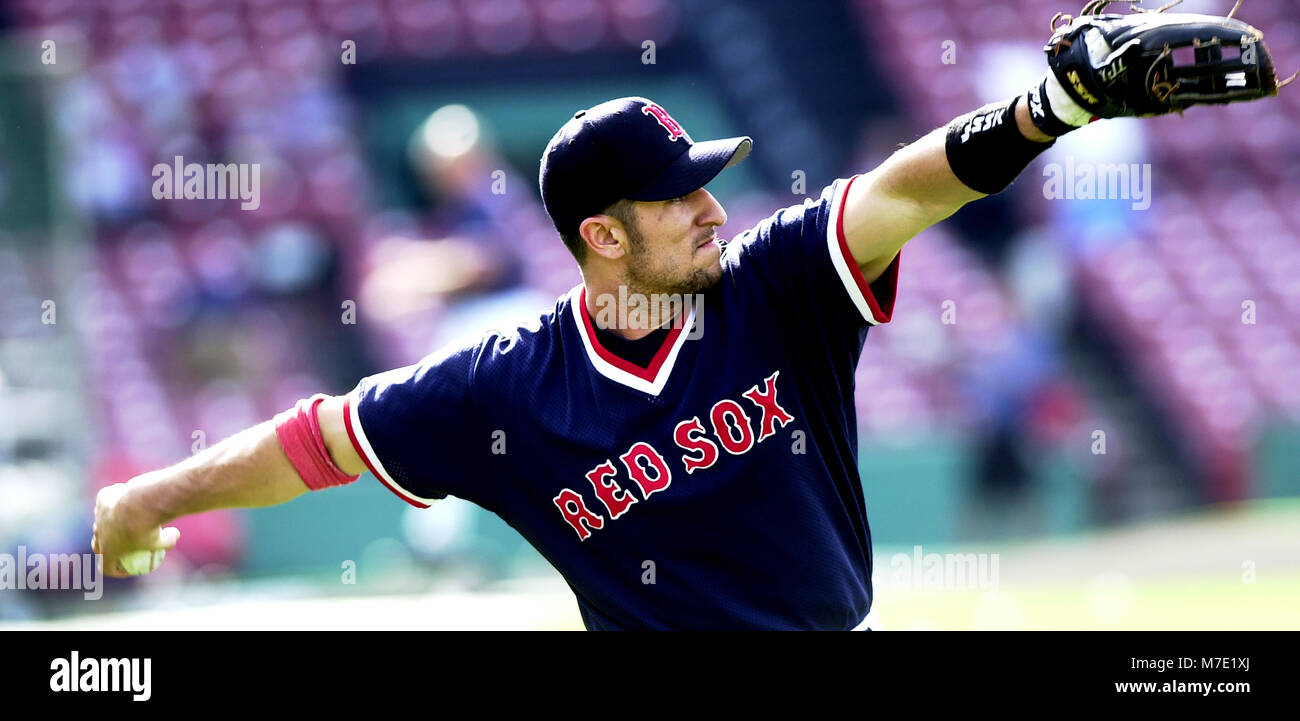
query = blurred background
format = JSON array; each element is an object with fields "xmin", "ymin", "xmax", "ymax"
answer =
[{"xmin": 0, "ymin": 0, "xmax": 1297, "ymax": 630}]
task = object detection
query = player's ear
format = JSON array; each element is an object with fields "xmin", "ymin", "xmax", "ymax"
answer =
[{"xmin": 579, "ymin": 213, "xmax": 627, "ymax": 261}]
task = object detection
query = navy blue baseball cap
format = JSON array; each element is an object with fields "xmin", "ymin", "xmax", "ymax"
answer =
[{"xmin": 539, "ymin": 96, "xmax": 752, "ymax": 237}]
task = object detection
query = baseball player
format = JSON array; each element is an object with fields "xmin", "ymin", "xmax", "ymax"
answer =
[{"xmin": 92, "ymin": 3, "xmax": 1289, "ymax": 629}]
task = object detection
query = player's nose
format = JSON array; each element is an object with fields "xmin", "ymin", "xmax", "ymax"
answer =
[{"xmin": 693, "ymin": 189, "xmax": 727, "ymax": 229}]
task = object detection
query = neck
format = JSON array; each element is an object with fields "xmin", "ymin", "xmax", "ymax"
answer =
[{"xmin": 582, "ymin": 277, "xmax": 685, "ymax": 341}]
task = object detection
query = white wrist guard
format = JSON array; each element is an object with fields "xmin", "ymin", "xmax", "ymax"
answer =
[{"xmin": 1027, "ymin": 72, "xmax": 1096, "ymax": 137}]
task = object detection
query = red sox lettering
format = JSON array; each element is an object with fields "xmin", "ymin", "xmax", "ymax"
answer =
[
  {"xmin": 674, "ymin": 417, "xmax": 718, "ymax": 474},
  {"xmin": 553, "ymin": 371, "xmax": 795, "ymax": 540}
]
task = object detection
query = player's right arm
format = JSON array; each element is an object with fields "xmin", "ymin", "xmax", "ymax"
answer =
[{"xmin": 92, "ymin": 395, "xmax": 362, "ymax": 578}]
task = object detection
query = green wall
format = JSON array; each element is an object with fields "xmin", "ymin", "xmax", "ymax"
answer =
[{"xmin": 1256, "ymin": 422, "xmax": 1300, "ymax": 499}]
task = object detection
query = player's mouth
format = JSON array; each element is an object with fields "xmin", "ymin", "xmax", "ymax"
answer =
[{"xmin": 696, "ymin": 233, "xmax": 717, "ymax": 249}]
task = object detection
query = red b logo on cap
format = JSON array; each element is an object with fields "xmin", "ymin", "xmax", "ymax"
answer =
[{"xmin": 642, "ymin": 102, "xmax": 688, "ymax": 142}]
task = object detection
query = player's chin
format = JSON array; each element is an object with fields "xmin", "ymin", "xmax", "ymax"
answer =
[{"xmin": 693, "ymin": 258, "xmax": 723, "ymax": 292}]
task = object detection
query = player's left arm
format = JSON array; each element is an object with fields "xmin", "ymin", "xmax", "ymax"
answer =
[
  {"xmin": 843, "ymin": 3, "xmax": 1292, "ymax": 286},
  {"xmin": 842, "ymin": 101, "xmax": 1051, "ymax": 284}
]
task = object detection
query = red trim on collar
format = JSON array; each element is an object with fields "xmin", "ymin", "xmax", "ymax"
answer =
[{"xmin": 578, "ymin": 287, "xmax": 687, "ymax": 383}]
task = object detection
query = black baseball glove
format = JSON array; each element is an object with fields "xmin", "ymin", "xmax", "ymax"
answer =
[{"xmin": 1043, "ymin": 0, "xmax": 1297, "ymax": 118}]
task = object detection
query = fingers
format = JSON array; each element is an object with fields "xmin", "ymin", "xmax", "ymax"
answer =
[
  {"xmin": 90, "ymin": 480, "xmax": 179, "ymax": 579},
  {"xmin": 155, "ymin": 527, "xmax": 181, "ymax": 550},
  {"xmin": 97, "ymin": 552, "xmax": 126, "ymax": 578},
  {"xmin": 92, "ymin": 526, "xmax": 180, "ymax": 576}
]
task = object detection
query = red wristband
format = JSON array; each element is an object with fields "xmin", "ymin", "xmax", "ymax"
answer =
[{"xmin": 274, "ymin": 395, "xmax": 361, "ymax": 491}]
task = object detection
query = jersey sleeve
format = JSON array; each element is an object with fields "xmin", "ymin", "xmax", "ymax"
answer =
[
  {"xmin": 343, "ymin": 337, "xmax": 499, "ymax": 510},
  {"xmin": 724, "ymin": 174, "xmax": 899, "ymax": 331}
]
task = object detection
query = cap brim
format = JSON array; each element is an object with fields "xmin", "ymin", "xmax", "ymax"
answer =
[{"xmin": 625, "ymin": 136, "xmax": 752, "ymax": 201}]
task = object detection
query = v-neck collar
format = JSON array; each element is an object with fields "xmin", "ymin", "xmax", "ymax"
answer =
[{"xmin": 570, "ymin": 286, "xmax": 695, "ymax": 396}]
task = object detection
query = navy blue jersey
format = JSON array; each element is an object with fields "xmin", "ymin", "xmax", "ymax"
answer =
[{"xmin": 343, "ymin": 175, "xmax": 899, "ymax": 629}]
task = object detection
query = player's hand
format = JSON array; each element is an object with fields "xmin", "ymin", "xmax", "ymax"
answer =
[
  {"xmin": 1043, "ymin": 0, "xmax": 1296, "ymax": 118},
  {"xmin": 92, "ymin": 479, "xmax": 181, "ymax": 578}
]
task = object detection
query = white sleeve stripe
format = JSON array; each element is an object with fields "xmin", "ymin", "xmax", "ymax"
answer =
[
  {"xmin": 825, "ymin": 174, "xmax": 889, "ymax": 326},
  {"xmin": 345, "ymin": 390, "xmax": 438, "ymax": 508}
]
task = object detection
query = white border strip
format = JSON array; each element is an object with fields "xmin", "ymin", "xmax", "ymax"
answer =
[
  {"xmin": 568, "ymin": 287, "xmax": 696, "ymax": 397},
  {"xmin": 825, "ymin": 174, "xmax": 884, "ymax": 326},
  {"xmin": 345, "ymin": 390, "xmax": 439, "ymax": 508}
]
